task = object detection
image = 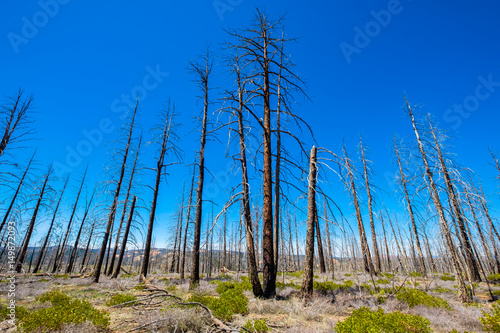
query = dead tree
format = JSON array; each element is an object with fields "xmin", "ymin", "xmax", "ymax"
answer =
[
  {"xmin": 189, "ymin": 50, "xmax": 213, "ymax": 289},
  {"xmin": 52, "ymin": 165, "xmax": 88, "ymax": 273},
  {"xmin": 180, "ymin": 161, "xmax": 196, "ymax": 279},
  {"xmin": 0, "ymin": 89, "xmax": 34, "ymax": 158},
  {"xmin": 66, "ymin": 189, "xmax": 95, "ymax": 273},
  {"xmin": 33, "ymin": 175, "xmax": 68, "ymax": 273},
  {"xmin": 315, "ymin": 209, "xmax": 327, "ymax": 273},
  {"xmin": 343, "ymin": 143, "xmax": 375, "ymax": 274},
  {"xmin": 324, "ymin": 201, "xmax": 335, "ymax": 279},
  {"xmin": 393, "ymin": 136, "xmax": 426, "ymax": 276},
  {"xmin": 405, "ymin": 98, "xmax": 470, "ymax": 302},
  {"xmin": 301, "ymin": 146, "xmax": 317, "ymax": 300},
  {"xmin": 0, "ymin": 150, "xmax": 35, "ymax": 236},
  {"xmin": 427, "ymin": 116, "xmax": 481, "ymax": 282},
  {"xmin": 16, "ymin": 164, "xmax": 52, "ymax": 273},
  {"xmin": 107, "ymin": 134, "xmax": 142, "ymax": 275},
  {"xmin": 93, "ymin": 100, "xmax": 138, "ymax": 283},
  {"xmin": 141, "ymin": 104, "xmax": 178, "ymax": 279},
  {"xmin": 360, "ymin": 137, "xmax": 381, "ymax": 273},
  {"xmin": 112, "ymin": 195, "xmax": 137, "ymax": 278}
]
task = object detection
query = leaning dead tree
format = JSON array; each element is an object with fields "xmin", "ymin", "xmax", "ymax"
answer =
[
  {"xmin": 393, "ymin": 135, "xmax": 426, "ymax": 277},
  {"xmin": 0, "ymin": 89, "xmax": 34, "ymax": 159},
  {"xmin": 342, "ymin": 142, "xmax": 375, "ymax": 275},
  {"xmin": 190, "ymin": 50, "xmax": 213, "ymax": 289},
  {"xmin": 301, "ymin": 146, "xmax": 317, "ymax": 301},
  {"xmin": 405, "ymin": 98, "xmax": 470, "ymax": 302},
  {"xmin": 112, "ymin": 195, "xmax": 137, "ymax": 278},
  {"xmin": 141, "ymin": 102, "xmax": 179, "ymax": 279},
  {"xmin": 359, "ymin": 137, "xmax": 381, "ymax": 273},
  {"xmin": 93, "ymin": 100, "xmax": 138, "ymax": 283},
  {"xmin": 16, "ymin": 164, "xmax": 52, "ymax": 273}
]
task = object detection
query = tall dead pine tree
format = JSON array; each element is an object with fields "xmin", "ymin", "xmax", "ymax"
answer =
[
  {"xmin": 189, "ymin": 51, "xmax": 212, "ymax": 289},
  {"xmin": 93, "ymin": 101, "xmax": 138, "ymax": 283},
  {"xmin": 301, "ymin": 146, "xmax": 317, "ymax": 300}
]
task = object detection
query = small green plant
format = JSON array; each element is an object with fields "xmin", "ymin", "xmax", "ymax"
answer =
[
  {"xmin": 396, "ymin": 288, "xmax": 451, "ymax": 310},
  {"xmin": 314, "ymin": 281, "xmax": 353, "ymax": 293},
  {"xmin": 382, "ymin": 273, "xmax": 393, "ymax": 279},
  {"xmin": 440, "ymin": 275, "xmax": 456, "ymax": 281},
  {"xmin": 134, "ymin": 283, "xmax": 146, "ymax": 291},
  {"xmin": 345, "ymin": 273, "xmax": 352, "ymax": 277},
  {"xmin": 433, "ymin": 286, "xmax": 451, "ymax": 293},
  {"xmin": 287, "ymin": 271, "xmax": 303, "ymax": 278},
  {"xmin": 410, "ymin": 272, "xmax": 422, "ymax": 278},
  {"xmin": 105, "ymin": 293, "xmax": 137, "ymax": 307},
  {"xmin": 377, "ymin": 278, "xmax": 390, "ymax": 284},
  {"xmin": 0, "ymin": 303, "xmax": 30, "ymax": 321},
  {"xmin": 276, "ymin": 281, "xmax": 300, "ymax": 290},
  {"xmin": 19, "ymin": 290, "xmax": 109, "ymax": 332},
  {"xmin": 480, "ymin": 303, "xmax": 500, "ymax": 332},
  {"xmin": 188, "ymin": 286, "xmax": 249, "ymax": 321},
  {"xmin": 160, "ymin": 277, "xmax": 169, "ymax": 283},
  {"xmin": 241, "ymin": 319, "xmax": 269, "ymax": 333},
  {"xmin": 487, "ymin": 273, "xmax": 500, "ymax": 281},
  {"xmin": 335, "ymin": 307, "xmax": 431, "ymax": 333}
]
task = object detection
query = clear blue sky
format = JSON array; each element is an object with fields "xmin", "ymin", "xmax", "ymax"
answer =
[{"xmin": 2, "ymin": 0, "xmax": 500, "ymax": 248}]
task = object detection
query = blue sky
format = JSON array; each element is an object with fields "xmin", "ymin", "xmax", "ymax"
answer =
[{"xmin": 1, "ymin": 0, "xmax": 500, "ymax": 249}]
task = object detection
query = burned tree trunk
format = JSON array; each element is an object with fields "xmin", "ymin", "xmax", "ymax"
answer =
[
  {"xmin": 141, "ymin": 106, "xmax": 176, "ymax": 279},
  {"xmin": 53, "ymin": 165, "xmax": 88, "ymax": 273},
  {"xmin": 315, "ymin": 211, "xmax": 326, "ymax": 273},
  {"xmin": 301, "ymin": 146, "xmax": 317, "ymax": 300},
  {"xmin": 33, "ymin": 175, "xmax": 67, "ymax": 273},
  {"xmin": 66, "ymin": 190, "xmax": 95, "ymax": 273},
  {"xmin": 107, "ymin": 135, "xmax": 142, "ymax": 276},
  {"xmin": 181, "ymin": 161, "xmax": 196, "ymax": 279},
  {"xmin": 112, "ymin": 196, "xmax": 137, "ymax": 278},
  {"xmin": 93, "ymin": 101, "xmax": 138, "ymax": 283},
  {"xmin": 16, "ymin": 164, "xmax": 52, "ymax": 273},
  {"xmin": 189, "ymin": 52, "xmax": 212, "ymax": 289}
]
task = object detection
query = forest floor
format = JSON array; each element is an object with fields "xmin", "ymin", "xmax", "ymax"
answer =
[{"xmin": 0, "ymin": 269, "xmax": 497, "ymax": 332}]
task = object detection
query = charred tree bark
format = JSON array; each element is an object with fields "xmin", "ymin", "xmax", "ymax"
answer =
[
  {"xmin": 315, "ymin": 210, "xmax": 326, "ymax": 273},
  {"xmin": 93, "ymin": 101, "xmax": 137, "ymax": 283},
  {"xmin": 181, "ymin": 161, "xmax": 196, "ymax": 279},
  {"xmin": 0, "ymin": 151, "xmax": 35, "ymax": 236},
  {"xmin": 112, "ymin": 196, "xmax": 137, "ymax": 278},
  {"xmin": 53, "ymin": 165, "xmax": 88, "ymax": 273},
  {"xmin": 66, "ymin": 190, "xmax": 95, "ymax": 273},
  {"xmin": 33, "ymin": 175, "xmax": 68, "ymax": 273},
  {"xmin": 107, "ymin": 135, "xmax": 142, "ymax": 275},
  {"xmin": 324, "ymin": 201, "xmax": 335, "ymax": 279},
  {"xmin": 301, "ymin": 146, "xmax": 317, "ymax": 301},
  {"xmin": 16, "ymin": 165, "xmax": 52, "ymax": 273},
  {"xmin": 141, "ymin": 107, "xmax": 175, "ymax": 279},
  {"xmin": 190, "ymin": 53, "xmax": 212, "ymax": 289}
]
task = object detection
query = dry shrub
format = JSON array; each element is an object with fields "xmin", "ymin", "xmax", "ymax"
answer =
[
  {"xmin": 134, "ymin": 307, "xmax": 211, "ymax": 332},
  {"xmin": 408, "ymin": 304, "xmax": 483, "ymax": 332}
]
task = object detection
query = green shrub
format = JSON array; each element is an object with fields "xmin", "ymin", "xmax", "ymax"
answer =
[
  {"xmin": 433, "ymin": 286, "xmax": 451, "ymax": 293},
  {"xmin": 480, "ymin": 304, "xmax": 500, "ymax": 332},
  {"xmin": 488, "ymin": 273, "xmax": 500, "ymax": 281},
  {"xmin": 335, "ymin": 307, "xmax": 431, "ymax": 333},
  {"xmin": 377, "ymin": 278, "xmax": 390, "ymax": 284},
  {"xmin": 314, "ymin": 281, "xmax": 350, "ymax": 293},
  {"xmin": 382, "ymin": 273, "xmax": 393, "ymax": 279},
  {"xmin": 20, "ymin": 290, "xmax": 109, "ymax": 332},
  {"xmin": 396, "ymin": 288, "xmax": 451, "ymax": 310},
  {"xmin": 242, "ymin": 318, "xmax": 269, "ymax": 332},
  {"xmin": 440, "ymin": 275, "xmax": 455, "ymax": 281},
  {"xmin": 410, "ymin": 272, "xmax": 422, "ymax": 278},
  {"xmin": 188, "ymin": 288, "xmax": 249, "ymax": 321},
  {"xmin": 276, "ymin": 281, "xmax": 300, "ymax": 290},
  {"xmin": 345, "ymin": 273, "xmax": 352, "ymax": 277},
  {"xmin": 216, "ymin": 280, "xmax": 252, "ymax": 294},
  {"xmin": 105, "ymin": 293, "xmax": 137, "ymax": 307},
  {"xmin": 0, "ymin": 303, "xmax": 30, "ymax": 321},
  {"xmin": 287, "ymin": 271, "xmax": 303, "ymax": 278}
]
